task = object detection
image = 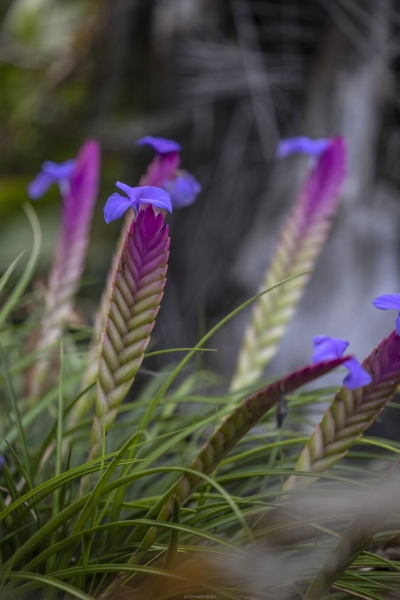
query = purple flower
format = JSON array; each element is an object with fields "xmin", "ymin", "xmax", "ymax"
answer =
[
  {"xmin": 341, "ymin": 357, "xmax": 373, "ymax": 389},
  {"xmin": 373, "ymin": 294, "xmax": 400, "ymax": 335},
  {"xmin": 277, "ymin": 136, "xmax": 330, "ymax": 159},
  {"xmin": 163, "ymin": 170, "xmax": 202, "ymax": 208},
  {"xmin": 136, "ymin": 136, "xmax": 182, "ymax": 155},
  {"xmin": 312, "ymin": 336, "xmax": 372, "ymax": 390},
  {"xmin": 104, "ymin": 183, "xmax": 172, "ymax": 224},
  {"xmin": 312, "ymin": 336, "xmax": 349, "ymax": 363},
  {"xmin": 28, "ymin": 159, "xmax": 76, "ymax": 200}
]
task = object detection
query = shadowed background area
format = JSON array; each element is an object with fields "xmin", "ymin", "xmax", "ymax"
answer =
[{"xmin": 1, "ymin": 0, "xmax": 400, "ymax": 435}]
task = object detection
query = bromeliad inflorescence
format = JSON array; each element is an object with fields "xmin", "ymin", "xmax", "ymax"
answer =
[
  {"xmin": 27, "ymin": 140, "xmax": 101, "ymax": 399},
  {"xmin": 89, "ymin": 185, "xmax": 171, "ymax": 459},
  {"xmin": 231, "ymin": 135, "xmax": 347, "ymax": 391}
]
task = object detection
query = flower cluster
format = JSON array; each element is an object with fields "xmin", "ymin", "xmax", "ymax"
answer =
[
  {"xmin": 104, "ymin": 183, "xmax": 171, "ymax": 223},
  {"xmin": 102, "ymin": 135, "xmax": 201, "ymax": 222},
  {"xmin": 28, "ymin": 135, "xmax": 202, "ymax": 227},
  {"xmin": 26, "ymin": 140, "xmax": 101, "ymax": 398}
]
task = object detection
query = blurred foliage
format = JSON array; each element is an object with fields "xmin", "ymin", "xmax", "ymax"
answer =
[
  {"xmin": 1, "ymin": 0, "xmax": 94, "ymax": 165},
  {"xmin": 0, "ymin": 1, "xmax": 115, "ymax": 302}
]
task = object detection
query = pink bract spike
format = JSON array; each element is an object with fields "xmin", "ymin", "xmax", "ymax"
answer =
[
  {"xmin": 49, "ymin": 140, "xmax": 100, "ymax": 307},
  {"xmin": 28, "ymin": 140, "xmax": 101, "ymax": 399},
  {"xmin": 89, "ymin": 205, "xmax": 169, "ymax": 459},
  {"xmin": 70, "ymin": 150, "xmax": 179, "ymax": 424},
  {"xmin": 231, "ymin": 137, "xmax": 347, "ymax": 391},
  {"xmin": 298, "ymin": 137, "xmax": 346, "ymax": 230}
]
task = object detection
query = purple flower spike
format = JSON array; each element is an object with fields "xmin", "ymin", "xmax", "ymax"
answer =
[
  {"xmin": 277, "ymin": 136, "xmax": 330, "ymax": 159},
  {"xmin": 137, "ymin": 135, "xmax": 182, "ymax": 154},
  {"xmin": 28, "ymin": 159, "xmax": 76, "ymax": 200},
  {"xmin": 28, "ymin": 139, "xmax": 101, "ymax": 399},
  {"xmin": 312, "ymin": 335, "xmax": 372, "ymax": 390},
  {"xmin": 163, "ymin": 170, "xmax": 202, "ymax": 208},
  {"xmin": 104, "ymin": 183, "xmax": 172, "ymax": 223},
  {"xmin": 373, "ymin": 294, "xmax": 400, "ymax": 335}
]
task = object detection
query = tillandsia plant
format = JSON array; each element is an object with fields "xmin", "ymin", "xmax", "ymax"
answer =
[
  {"xmin": 231, "ymin": 136, "xmax": 346, "ymax": 391},
  {"xmin": 70, "ymin": 136, "xmax": 201, "ymax": 428},
  {"xmin": 27, "ymin": 139, "xmax": 101, "ymax": 399},
  {"xmin": 4, "ymin": 133, "xmax": 400, "ymax": 600}
]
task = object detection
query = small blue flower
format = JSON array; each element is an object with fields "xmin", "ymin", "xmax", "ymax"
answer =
[
  {"xmin": 104, "ymin": 183, "xmax": 172, "ymax": 223},
  {"xmin": 136, "ymin": 136, "xmax": 182, "ymax": 155},
  {"xmin": 28, "ymin": 159, "xmax": 76, "ymax": 200},
  {"xmin": 312, "ymin": 336, "xmax": 349, "ymax": 363},
  {"xmin": 342, "ymin": 357, "xmax": 372, "ymax": 390},
  {"xmin": 312, "ymin": 335, "xmax": 372, "ymax": 390},
  {"xmin": 277, "ymin": 136, "xmax": 330, "ymax": 159},
  {"xmin": 373, "ymin": 294, "xmax": 400, "ymax": 335},
  {"xmin": 163, "ymin": 170, "xmax": 202, "ymax": 208}
]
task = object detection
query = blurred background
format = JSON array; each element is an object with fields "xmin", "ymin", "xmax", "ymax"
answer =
[{"xmin": 2, "ymin": 0, "xmax": 400, "ymax": 432}]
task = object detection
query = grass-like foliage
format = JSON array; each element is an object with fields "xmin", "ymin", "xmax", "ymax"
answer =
[{"xmin": 2, "ymin": 137, "xmax": 400, "ymax": 600}]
